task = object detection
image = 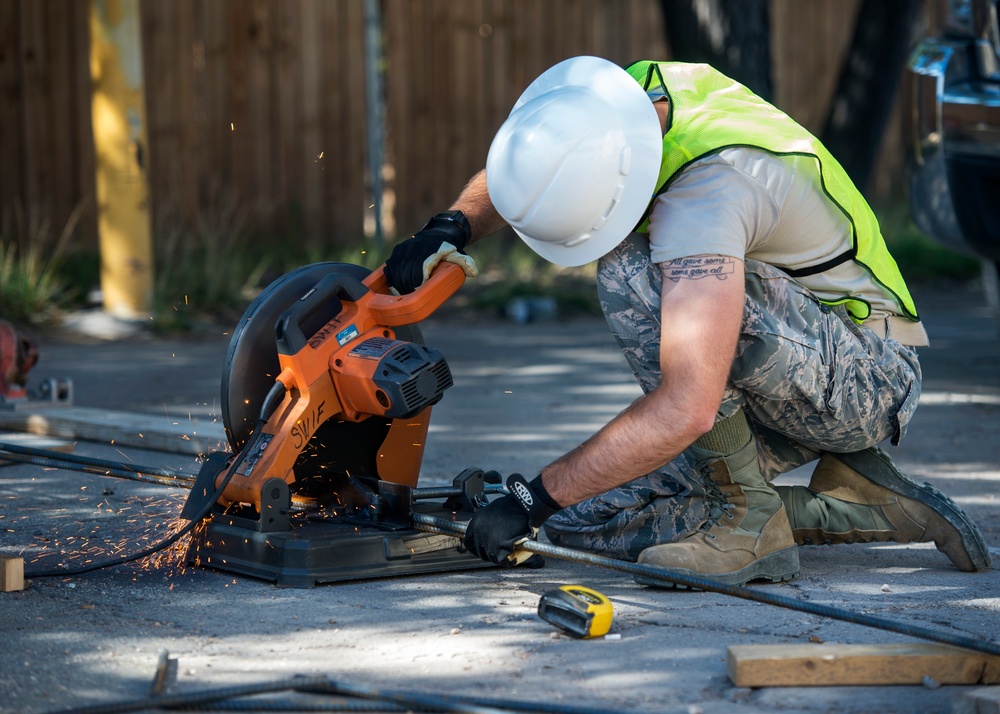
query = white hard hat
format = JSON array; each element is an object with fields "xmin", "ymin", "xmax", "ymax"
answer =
[{"xmin": 486, "ymin": 56, "xmax": 662, "ymax": 267}]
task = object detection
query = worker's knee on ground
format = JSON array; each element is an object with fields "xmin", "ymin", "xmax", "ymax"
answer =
[{"xmin": 544, "ymin": 485, "xmax": 707, "ymax": 562}]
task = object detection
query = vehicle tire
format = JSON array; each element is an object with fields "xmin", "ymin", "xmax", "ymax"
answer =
[{"xmin": 982, "ymin": 259, "xmax": 1000, "ymax": 335}]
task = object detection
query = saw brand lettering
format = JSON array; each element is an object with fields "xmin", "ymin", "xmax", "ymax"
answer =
[
  {"xmin": 291, "ymin": 401, "xmax": 326, "ymax": 449},
  {"xmin": 511, "ymin": 480, "xmax": 534, "ymax": 508},
  {"xmin": 307, "ymin": 323, "xmax": 336, "ymax": 350}
]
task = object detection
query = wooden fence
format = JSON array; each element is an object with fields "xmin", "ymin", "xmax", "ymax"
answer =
[{"xmin": 1, "ymin": 0, "xmax": 910, "ymax": 256}]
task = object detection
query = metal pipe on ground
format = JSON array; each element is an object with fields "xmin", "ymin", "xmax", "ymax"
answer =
[
  {"xmin": 0, "ymin": 441, "xmax": 196, "ymax": 488},
  {"xmin": 0, "ymin": 441, "xmax": 502, "ymax": 499}
]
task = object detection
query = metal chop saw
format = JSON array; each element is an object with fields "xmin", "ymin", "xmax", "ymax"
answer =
[{"xmin": 181, "ymin": 261, "xmax": 498, "ymax": 587}]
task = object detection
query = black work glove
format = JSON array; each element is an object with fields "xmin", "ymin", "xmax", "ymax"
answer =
[
  {"xmin": 384, "ymin": 210, "xmax": 478, "ymax": 294},
  {"xmin": 463, "ymin": 474, "xmax": 561, "ymax": 565}
]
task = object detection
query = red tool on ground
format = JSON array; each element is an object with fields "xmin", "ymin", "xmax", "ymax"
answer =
[
  {"xmin": 181, "ymin": 261, "xmax": 497, "ymax": 586},
  {"xmin": 0, "ymin": 319, "xmax": 38, "ymax": 402},
  {"xmin": 0, "ymin": 319, "xmax": 72, "ymax": 409}
]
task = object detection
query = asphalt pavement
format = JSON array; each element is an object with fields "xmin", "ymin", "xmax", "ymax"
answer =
[{"xmin": 1, "ymin": 278, "xmax": 998, "ymax": 713}]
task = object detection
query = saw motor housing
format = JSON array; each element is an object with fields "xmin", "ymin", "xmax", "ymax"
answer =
[{"xmin": 329, "ymin": 337, "xmax": 452, "ymax": 421}]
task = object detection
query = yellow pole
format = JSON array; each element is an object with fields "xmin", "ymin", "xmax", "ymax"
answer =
[{"xmin": 89, "ymin": 0, "xmax": 154, "ymax": 318}]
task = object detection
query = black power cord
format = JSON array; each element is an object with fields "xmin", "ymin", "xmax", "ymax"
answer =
[
  {"xmin": 56, "ymin": 672, "xmax": 615, "ymax": 714},
  {"xmin": 16, "ymin": 382, "xmax": 286, "ymax": 579}
]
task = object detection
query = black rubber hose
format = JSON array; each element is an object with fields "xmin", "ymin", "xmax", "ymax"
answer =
[
  {"xmin": 55, "ymin": 674, "xmax": 507, "ymax": 714},
  {"xmin": 413, "ymin": 512, "xmax": 1000, "ymax": 657},
  {"xmin": 176, "ymin": 698, "xmax": 406, "ymax": 712}
]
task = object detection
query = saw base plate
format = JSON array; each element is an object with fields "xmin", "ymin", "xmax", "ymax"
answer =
[{"xmin": 185, "ymin": 503, "xmax": 490, "ymax": 588}]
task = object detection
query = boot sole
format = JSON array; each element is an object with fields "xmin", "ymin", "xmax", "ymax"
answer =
[
  {"xmin": 835, "ymin": 447, "xmax": 992, "ymax": 572},
  {"xmin": 635, "ymin": 545, "xmax": 800, "ymax": 589}
]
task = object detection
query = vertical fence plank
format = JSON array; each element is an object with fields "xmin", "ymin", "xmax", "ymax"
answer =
[
  {"xmin": 143, "ymin": 0, "xmax": 177, "ymax": 232},
  {"xmin": 319, "ymin": 0, "xmax": 342, "ymax": 244},
  {"xmin": 176, "ymin": 0, "xmax": 202, "ymax": 231},
  {"xmin": 342, "ymin": 0, "xmax": 366, "ymax": 244},
  {"xmin": 17, "ymin": 0, "xmax": 56, "ymax": 239},
  {"xmin": 383, "ymin": 0, "xmax": 411, "ymax": 234},
  {"xmin": 248, "ymin": 0, "xmax": 272, "ymax": 220},
  {"xmin": 43, "ymin": 0, "xmax": 77, "ymax": 238},
  {"xmin": 225, "ymin": 0, "xmax": 251, "ymax": 222},
  {"xmin": 274, "ymin": 0, "xmax": 302, "ymax": 240},
  {"xmin": 299, "ymin": 0, "xmax": 323, "ymax": 243},
  {"xmin": 772, "ymin": 0, "xmax": 862, "ymax": 131},
  {"xmin": 70, "ymin": 0, "xmax": 96, "ymax": 245},
  {"xmin": 0, "ymin": 0, "xmax": 24, "ymax": 238},
  {"xmin": 201, "ymin": 0, "xmax": 226, "ymax": 228}
]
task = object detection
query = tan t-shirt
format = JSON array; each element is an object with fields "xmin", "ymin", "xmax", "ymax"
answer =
[{"xmin": 646, "ymin": 147, "xmax": 904, "ymax": 322}]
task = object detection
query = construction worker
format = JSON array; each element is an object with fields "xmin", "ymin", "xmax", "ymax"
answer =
[{"xmin": 384, "ymin": 56, "xmax": 992, "ymax": 585}]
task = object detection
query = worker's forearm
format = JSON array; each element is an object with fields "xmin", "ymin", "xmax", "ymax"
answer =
[
  {"xmin": 450, "ymin": 170, "xmax": 507, "ymax": 243},
  {"xmin": 540, "ymin": 388, "xmax": 710, "ymax": 507}
]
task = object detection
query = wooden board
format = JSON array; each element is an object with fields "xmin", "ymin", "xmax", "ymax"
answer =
[
  {"xmin": 0, "ymin": 407, "xmax": 226, "ymax": 456},
  {"xmin": 727, "ymin": 643, "xmax": 1000, "ymax": 688},
  {"xmin": 0, "ymin": 556, "xmax": 24, "ymax": 592}
]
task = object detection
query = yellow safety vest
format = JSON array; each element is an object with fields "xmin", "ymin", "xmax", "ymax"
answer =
[{"xmin": 625, "ymin": 60, "xmax": 918, "ymax": 323}]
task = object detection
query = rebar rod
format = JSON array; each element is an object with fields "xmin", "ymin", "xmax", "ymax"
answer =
[{"xmin": 0, "ymin": 442, "xmax": 195, "ymax": 488}]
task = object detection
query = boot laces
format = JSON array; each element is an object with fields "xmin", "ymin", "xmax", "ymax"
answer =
[{"xmin": 696, "ymin": 467, "xmax": 734, "ymax": 538}]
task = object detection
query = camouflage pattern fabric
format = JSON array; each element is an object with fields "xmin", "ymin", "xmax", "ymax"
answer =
[{"xmin": 544, "ymin": 233, "xmax": 922, "ymax": 560}]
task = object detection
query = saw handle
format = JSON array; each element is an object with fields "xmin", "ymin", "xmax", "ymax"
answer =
[
  {"xmin": 362, "ymin": 261, "xmax": 466, "ymax": 326},
  {"xmin": 275, "ymin": 273, "xmax": 369, "ymax": 355},
  {"xmin": 275, "ymin": 261, "xmax": 466, "ymax": 355}
]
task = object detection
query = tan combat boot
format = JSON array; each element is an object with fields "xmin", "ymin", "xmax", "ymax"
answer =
[
  {"xmin": 778, "ymin": 447, "xmax": 991, "ymax": 572},
  {"xmin": 636, "ymin": 412, "xmax": 799, "ymax": 587}
]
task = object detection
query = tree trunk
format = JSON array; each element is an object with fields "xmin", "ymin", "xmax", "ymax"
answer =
[
  {"xmin": 658, "ymin": 0, "xmax": 773, "ymax": 101},
  {"xmin": 820, "ymin": 0, "xmax": 924, "ymax": 196}
]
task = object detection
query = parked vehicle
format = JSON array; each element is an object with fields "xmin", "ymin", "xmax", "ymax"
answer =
[{"xmin": 904, "ymin": 0, "xmax": 1000, "ymax": 328}]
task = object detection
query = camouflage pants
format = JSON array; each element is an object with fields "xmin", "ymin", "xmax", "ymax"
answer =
[{"xmin": 544, "ymin": 233, "xmax": 922, "ymax": 560}]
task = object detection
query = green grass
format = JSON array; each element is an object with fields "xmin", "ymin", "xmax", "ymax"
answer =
[
  {"xmin": 0, "ymin": 242, "xmax": 69, "ymax": 325},
  {"xmin": 874, "ymin": 200, "xmax": 981, "ymax": 282},
  {"xmin": 0, "ymin": 205, "xmax": 83, "ymax": 327}
]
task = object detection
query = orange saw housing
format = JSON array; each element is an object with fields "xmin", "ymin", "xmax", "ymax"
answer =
[{"xmin": 216, "ymin": 262, "xmax": 466, "ymax": 513}]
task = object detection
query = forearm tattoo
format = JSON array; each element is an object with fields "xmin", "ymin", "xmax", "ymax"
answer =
[{"xmin": 662, "ymin": 256, "xmax": 736, "ymax": 282}]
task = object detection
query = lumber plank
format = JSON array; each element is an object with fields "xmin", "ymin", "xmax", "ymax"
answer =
[
  {"xmin": 1, "ymin": 556, "xmax": 24, "ymax": 592},
  {"xmin": 727, "ymin": 643, "xmax": 1000, "ymax": 687},
  {"xmin": 0, "ymin": 407, "xmax": 226, "ymax": 456}
]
